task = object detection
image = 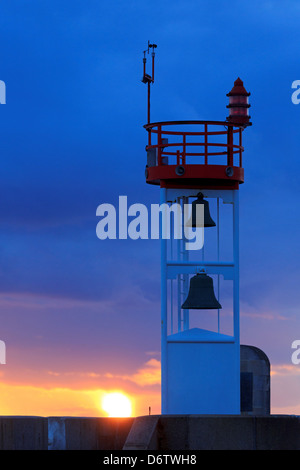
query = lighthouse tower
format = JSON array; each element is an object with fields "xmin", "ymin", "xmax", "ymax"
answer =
[{"xmin": 142, "ymin": 46, "xmax": 251, "ymax": 414}]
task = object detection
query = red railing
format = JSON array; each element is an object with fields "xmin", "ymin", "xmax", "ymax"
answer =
[{"xmin": 144, "ymin": 120, "xmax": 244, "ymax": 168}]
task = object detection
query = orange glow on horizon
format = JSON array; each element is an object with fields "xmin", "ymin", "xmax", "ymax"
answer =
[
  {"xmin": 0, "ymin": 380, "xmax": 161, "ymax": 417},
  {"xmin": 0, "ymin": 354, "xmax": 161, "ymax": 417}
]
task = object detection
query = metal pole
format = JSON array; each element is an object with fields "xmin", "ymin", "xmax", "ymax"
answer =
[
  {"xmin": 177, "ymin": 197, "xmax": 182, "ymax": 332},
  {"xmin": 160, "ymin": 187, "xmax": 168, "ymax": 413},
  {"xmin": 217, "ymin": 197, "xmax": 220, "ymax": 333},
  {"xmin": 147, "ymin": 81, "xmax": 150, "ymax": 124},
  {"xmin": 170, "ymin": 208, "xmax": 173, "ymax": 335},
  {"xmin": 233, "ymin": 189, "xmax": 240, "ymax": 412},
  {"xmin": 233, "ymin": 190, "xmax": 240, "ymax": 340},
  {"xmin": 182, "ymin": 196, "xmax": 189, "ymax": 330}
]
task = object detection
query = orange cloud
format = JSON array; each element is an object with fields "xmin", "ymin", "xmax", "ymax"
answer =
[
  {"xmin": 104, "ymin": 358, "xmax": 161, "ymax": 387},
  {"xmin": 271, "ymin": 363, "xmax": 300, "ymax": 377},
  {"xmin": 130, "ymin": 358, "xmax": 161, "ymax": 386}
]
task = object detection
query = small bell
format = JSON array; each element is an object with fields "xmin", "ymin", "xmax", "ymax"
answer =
[
  {"xmin": 181, "ymin": 273, "xmax": 222, "ymax": 310},
  {"xmin": 186, "ymin": 193, "xmax": 216, "ymax": 228}
]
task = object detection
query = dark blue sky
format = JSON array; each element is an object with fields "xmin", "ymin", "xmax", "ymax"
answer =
[{"xmin": 0, "ymin": 0, "xmax": 300, "ymax": 415}]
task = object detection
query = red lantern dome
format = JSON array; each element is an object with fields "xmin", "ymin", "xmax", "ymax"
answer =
[{"xmin": 226, "ymin": 77, "xmax": 251, "ymax": 126}]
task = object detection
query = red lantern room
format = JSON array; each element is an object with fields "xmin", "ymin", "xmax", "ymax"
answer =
[
  {"xmin": 142, "ymin": 46, "xmax": 251, "ymax": 191},
  {"xmin": 226, "ymin": 77, "xmax": 251, "ymax": 125}
]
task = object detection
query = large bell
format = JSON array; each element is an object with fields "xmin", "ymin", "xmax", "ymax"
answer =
[
  {"xmin": 181, "ymin": 273, "xmax": 222, "ymax": 310},
  {"xmin": 186, "ymin": 193, "xmax": 216, "ymax": 228}
]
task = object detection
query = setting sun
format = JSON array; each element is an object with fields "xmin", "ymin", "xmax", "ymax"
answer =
[{"xmin": 101, "ymin": 392, "xmax": 133, "ymax": 417}]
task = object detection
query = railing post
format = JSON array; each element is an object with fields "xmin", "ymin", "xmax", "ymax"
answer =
[
  {"xmin": 157, "ymin": 124, "xmax": 162, "ymax": 165},
  {"xmin": 227, "ymin": 126, "xmax": 234, "ymax": 166},
  {"xmin": 182, "ymin": 134, "xmax": 186, "ymax": 165},
  {"xmin": 239, "ymin": 128, "xmax": 242, "ymax": 167},
  {"xmin": 204, "ymin": 123, "xmax": 208, "ymax": 165}
]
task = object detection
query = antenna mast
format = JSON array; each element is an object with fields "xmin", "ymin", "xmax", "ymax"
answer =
[{"xmin": 142, "ymin": 41, "xmax": 157, "ymax": 124}]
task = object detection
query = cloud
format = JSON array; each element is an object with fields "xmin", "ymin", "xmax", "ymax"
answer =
[
  {"xmin": 270, "ymin": 362, "xmax": 300, "ymax": 414},
  {"xmin": 126, "ymin": 359, "xmax": 161, "ymax": 387},
  {"xmin": 271, "ymin": 363, "xmax": 300, "ymax": 377},
  {"xmin": 241, "ymin": 309, "xmax": 289, "ymax": 321},
  {"xmin": 104, "ymin": 358, "xmax": 161, "ymax": 387}
]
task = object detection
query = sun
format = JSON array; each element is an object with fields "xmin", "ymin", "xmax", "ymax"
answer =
[{"xmin": 101, "ymin": 392, "xmax": 132, "ymax": 417}]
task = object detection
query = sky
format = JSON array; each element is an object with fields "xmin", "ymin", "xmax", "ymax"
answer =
[{"xmin": 0, "ymin": 0, "xmax": 300, "ymax": 417}]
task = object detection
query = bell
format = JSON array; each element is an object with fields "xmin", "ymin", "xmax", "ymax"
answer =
[
  {"xmin": 186, "ymin": 193, "xmax": 216, "ymax": 228},
  {"xmin": 181, "ymin": 273, "xmax": 222, "ymax": 310}
]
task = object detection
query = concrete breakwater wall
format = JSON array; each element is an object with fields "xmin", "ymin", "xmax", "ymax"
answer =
[{"xmin": 0, "ymin": 415, "xmax": 300, "ymax": 450}]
